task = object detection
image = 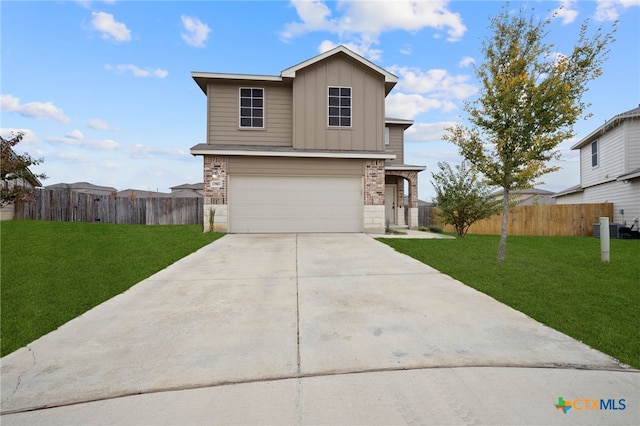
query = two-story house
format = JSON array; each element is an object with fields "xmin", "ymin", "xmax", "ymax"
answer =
[
  {"xmin": 190, "ymin": 46, "xmax": 425, "ymax": 233},
  {"xmin": 553, "ymin": 106, "xmax": 640, "ymax": 225}
]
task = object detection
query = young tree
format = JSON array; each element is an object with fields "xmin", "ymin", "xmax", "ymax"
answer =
[
  {"xmin": 431, "ymin": 161, "xmax": 501, "ymax": 238},
  {"xmin": 1, "ymin": 132, "xmax": 47, "ymax": 207},
  {"xmin": 444, "ymin": 5, "xmax": 615, "ymax": 259}
]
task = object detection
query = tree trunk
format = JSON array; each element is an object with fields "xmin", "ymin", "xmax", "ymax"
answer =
[{"xmin": 497, "ymin": 186, "xmax": 509, "ymax": 260}]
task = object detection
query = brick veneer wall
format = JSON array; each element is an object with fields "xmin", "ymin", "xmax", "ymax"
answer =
[
  {"xmin": 364, "ymin": 159, "xmax": 385, "ymax": 205},
  {"xmin": 203, "ymin": 156, "xmax": 228, "ymax": 205}
]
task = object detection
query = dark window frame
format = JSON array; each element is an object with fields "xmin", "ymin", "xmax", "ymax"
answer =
[
  {"xmin": 238, "ymin": 87, "xmax": 265, "ymax": 129},
  {"xmin": 328, "ymin": 86, "xmax": 352, "ymax": 128}
]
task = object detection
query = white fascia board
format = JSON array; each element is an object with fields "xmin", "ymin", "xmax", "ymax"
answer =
[
  {"xmin": 190, "ymin": 148, "xmax": 395, "ymax": 160},
  {"xmin": 385, "ymin": 165, "xmax": 426, "ymax": 171},
  {"xmin": 281, "ymin": 45, "xmax": 398, "ymax": 84},
  {"xmin": 385, "ymin": 118, "xmax": 414, "ymax": 125},
  {"xmin": 191, "ymin": 71, "xmax": 282, "ymax": 82}
]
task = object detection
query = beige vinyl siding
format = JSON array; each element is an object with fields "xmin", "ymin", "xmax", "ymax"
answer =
[
  {"xmin": 624, "ymin": 119, "xmax": 640, "ymax": 172},
  {"xmin": 292, "ymin": 54, "xmax": 385, "ymax": 152},
  {"xmin": 580, "ymin": 125, "xmax": 625, "ymax": 187},
  {"xmin": 567, "ymin": 180, "xmax": 640, "ymax": 224},
  {"xmin": 228, "ymin": 156, "xmax": 364, "ymax": 176},
  {"xmin": 207, "ymin": 82, "xmax": 292, "ymax": 146},
  {"xmin": 386, "ymin": 126, "xmax": 404, "ymax": 164}
]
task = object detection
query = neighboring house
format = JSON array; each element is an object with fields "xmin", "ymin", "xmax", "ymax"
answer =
[
  {"xmin": 170, "ymin": 183, "xmax": 204, "ymax": 198},
  {"xmin": 491, "ymin": 187, "xmax": 556, "ymax": 206},
  {"xmin": 553, "ymin": 106, "xmax": 640, "ymax": 225},
  {"xmin": 46, "ymin": 182, "xmax": 118, "ymax": 196},
  {"xmin": 0, "ymin": 148, "xmax": 43, "ymax": 220},
  {"xmin": 190, "ymin": 45, "xmax": 425, "ymax": 233},
  {"xmin": 117, "ymin": 189, "xmax": 172, "ymax": 198}
]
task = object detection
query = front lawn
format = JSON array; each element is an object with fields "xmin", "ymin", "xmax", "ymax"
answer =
[
  {"xmin": 379, "ymin": 235, "xmax": 639, "ymax": 369},
  {"xmin": 1, "ymin": 221, "xmax": 223, "ymax": 356}
]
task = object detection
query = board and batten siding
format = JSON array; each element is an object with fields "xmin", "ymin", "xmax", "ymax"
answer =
[
  {"xmin": 292, "ymin": 54, "xmax": 385, "ymax": 152},
  {"xmin": 207, "ymin": 82, "xmax": 293, "ymax": 146},
  {"xmin": 228, "ymin": 156, "xmax": 364, "ymax": 176},
  {"xmin": 386, "ymin": 125, "xmax": 405, "ymax": 164}
]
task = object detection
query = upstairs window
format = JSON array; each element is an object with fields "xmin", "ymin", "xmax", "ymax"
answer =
[
  {"xmin": 328, "ymin": 86, "xmax": 351, "ymax": 127},
  {"xmin": 591, "ymin": 140, "xmax": 598, "ymax": 167},
  {"xmin": 385, "ymin": 127, "xmax": 390, "ymax": 145},
  {"xmin": 239, "ymin": 88, "xmax": 264, "ymax": 128}
]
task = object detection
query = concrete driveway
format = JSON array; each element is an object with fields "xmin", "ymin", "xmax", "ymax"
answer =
[{"xmin": 1, "ymin": 233, "xmax": 638, "ymax": 425}]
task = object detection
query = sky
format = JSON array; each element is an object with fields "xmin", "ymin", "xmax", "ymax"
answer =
[{"xmin": 2, "ymin": 0, "xmax": 639, "ymax": 200}]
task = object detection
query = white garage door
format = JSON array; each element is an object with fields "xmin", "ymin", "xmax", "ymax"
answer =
[{"xmin": 229, "ymin": 176, "xmax": 362, "ymax": 233}]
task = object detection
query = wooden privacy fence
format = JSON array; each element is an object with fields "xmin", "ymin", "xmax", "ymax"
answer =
[
  {"xmin": 429, "ymin": 203, "xmax": 613, "ymax": 237},
  {"xmin": 15, "ymin": 190, "xmax": 203, "ymax": 225}
]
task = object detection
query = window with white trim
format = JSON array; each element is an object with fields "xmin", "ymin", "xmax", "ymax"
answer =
[
  {"xmin": 591, "ymin": 140, "xmax": 598, "ymax": 167},
  {"xmin": 384, "ymin": 126, "xmax": 390, "ymax": 145},
  {"xmin": 239, "ymin": 88, "xmax": 264, "ymax": 128},
  {"xmin": 328, "ymin": 86, "xmax": 351, "ymax": 127}
]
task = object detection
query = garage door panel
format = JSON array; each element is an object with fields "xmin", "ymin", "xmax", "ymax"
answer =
[{"xmin": 229, "ymin": 176, "xmax": 362, "ymax": 233}]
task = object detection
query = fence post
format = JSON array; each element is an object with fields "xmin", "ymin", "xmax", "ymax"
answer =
[{"xmin": 599, "ymin": 217, "xmax": 610, "ymax": 263}]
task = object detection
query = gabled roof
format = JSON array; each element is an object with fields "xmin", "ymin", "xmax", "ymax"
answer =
[
  {"xmin": 170, "ymin": 183, "xmax": 203, "ymax": 190},
  {"xmin": 281, "ymin": 45, "xmax": 398, "ymax": 94},
  {"xmin": 46, "ymin": 182, "xmax": 117, "ymax": 192},
  {"xmin": 192, "ymin": 45, "xmax": 399, "ymax": 95},
  {"xmin": 117, "ymin": 189, "xmax": 172, "ymax": 198},
  {"xmin": 4, "ymin": 147, "xmax": 43, "ymax": 187},
  {"xmin": 551, "ymin": 184, "xmax": 583, "ymax": 198},
  {"xmin": 571, "ymin": 105, "xmax": 640, "ymax": 150}
]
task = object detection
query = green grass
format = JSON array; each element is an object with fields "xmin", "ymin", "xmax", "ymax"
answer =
[
  {"xmin": 1, "ymin": 220, "xmax": 223, "ymax": 356},
  {"xmin": 379, "ymin": 235, "xmax": 640, "ymax": 369}
]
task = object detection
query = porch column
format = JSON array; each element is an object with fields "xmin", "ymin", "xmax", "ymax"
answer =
[
  {"xmin": 396, "ymin": 179, "xmax": 406, "ymax": 226},
  {"xmin": 406, "ymin": 171, "xmax": 418, "ymax": 228}
]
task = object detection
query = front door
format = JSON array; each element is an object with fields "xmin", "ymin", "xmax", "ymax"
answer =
[{"xmin": 385, "ymin": 184, "xmax": 396, "ymax": 225}]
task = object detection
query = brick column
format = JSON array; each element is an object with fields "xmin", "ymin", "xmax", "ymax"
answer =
[
  {"xmin": 203, "ymin": 155, "xmax": 228, "ymax": 232},
  {"xmin": 364, "ymin": 159, "xmax": 385, "ymax": 233},
  {"xmin": 406, "ymin": 171, "xmax": 418, "ymax": 228}
]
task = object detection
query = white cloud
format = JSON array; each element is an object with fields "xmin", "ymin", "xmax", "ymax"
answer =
[
  {"xmin": 87, "ymin": 118, "xmax": 117, "ymax": 131},
  {"xmin": 553, "ymin": 0, "xmax": 579, "ymax": 24},
  {"xmin": 459, "ymin": 56, "xmax": 475, "ymax": 68},
  {"xmin": 181, "ymin": 15, "xmax": 210, "ymax": 48},
  {"xmin": 281, "ymin": 1, "xmax": 337, "ymax": 39},
  {"xmin": 389, "ymin": 66, "xmax": 478, "ymax": 99},
  {"xmin": 91, "ymin": 11, "xmax": 131, "ymax": 42},
  {"xmin": 0, "ymin": 128, "xmax": 39, "ymax": 146},
  {"xmin": 66, "ymin": 129, "xmax": 84, "ymax": 140},
  {"xmin": 282, "ymin": 0, "xmax": 467, "ymax": 60},
  {"xmin": 105, "ymin": 64, "xmax": 169, "ymax": 78},
  {"xmin": 47, "ymin": 136, "xmax": 119, "ymax": 150},
  {"xmin": 129, "ymin": 143, "xmax": 187, "ymax": 160},
  {"xmin": 595, "ymin": 0, "xmax": 640, "ymax": 21},
  {"xmin": 386, "ymin": 93, "xmax": 455, "ymax": 119},
  {"xmin": 1, "ymin": 94, "xmax": 71, "ymax": 123},
  {"xmin": 405, "ymin": 122, "xmax": 459, "ymax": 142}
]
